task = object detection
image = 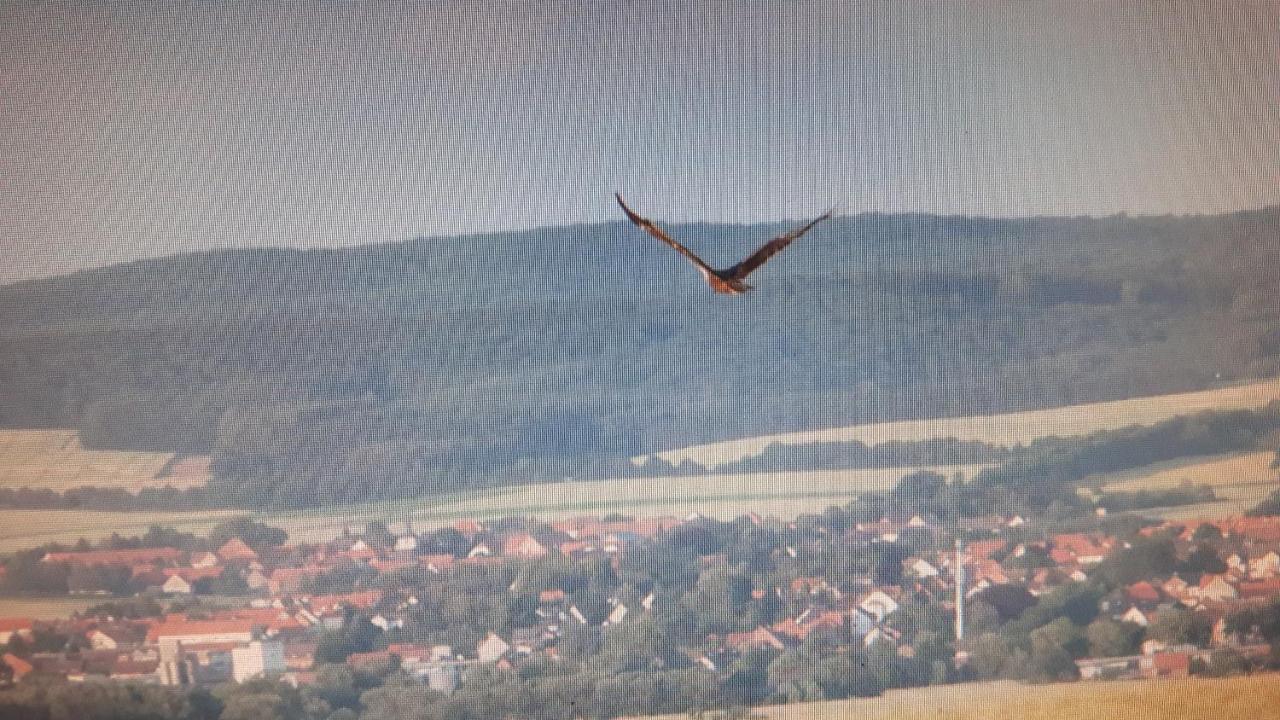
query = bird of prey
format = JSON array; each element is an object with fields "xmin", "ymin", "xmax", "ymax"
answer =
[{"xmin": 615, "ymin": 193, "xmax": 832, "ymax": 294}]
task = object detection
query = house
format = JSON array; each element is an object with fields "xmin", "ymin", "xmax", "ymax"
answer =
[
  {"xmin": 502, "ymin": 533, "xmax": 549, "ymax": 560},
  {"xmin": 603, "ymin": 604, "xmax": 628, "ymax": 626},
  {"xmin": 908, "ymin": 558, "xmax": 939, "ymax": 578},
  {"xmin": 1195, "ymin": 574, "xmax": 1238, "ymax": 602},
  {"xmin": 2, "ymin": 653, "xmax": 33, "ymax": 683},
  {"xmin": 370, "ymin": 614, "xmax": 403, "ymax": 632},
  {"xmin": 1076, "ymin": 655, "xmax": 1141, "ymax": 681},
  {"xmin": 190, "ymin": 552, "xmax": 220, "ymax": 569},
  {"xmin": 147, "ymin": 616, "xmax": 260, "ymax": 645},
  {"xmin": 42, "ymin": 548, "xmax": 183, "ymax": 567},
  {"xmin": 966, "ymin": 540, "xmax": 1006, "ymax": 561},
  {"xmin": 453, "ymin": 519, "xmax": 485, "ymax": 536},
  {"xmin": 1051, "ymin": 534, "xmax": 1110, "ymax": 565},
  {"xmin": 538, "ymin": 589, "xmax": 566, "ymax": 605},
  {"xmin": 231, "ymin": 640, "xmax": 286, "ymax": 682},
  {"xmin": 477, "ymin": 633, "xmax": 511, "ymax": 663},
  {"xmin": 162, "ymin": 575, "xmax": 193, "ymax": 595},
  {"xmin": 1163, "ymin": 576, "xmax": 1190, "ymax": 599},
  {"xmin": 341, "ymin": 540, "xmax": 379, "ymax": 562},
  {"xmin": 862, "ymin": 625, "xmax": 902, "ymax": 648},
  {"xmin": 859, "ymin": 590, "xmax": 900, "ymax": 621},
  {"xmin": 1139, "ymin": 650, "xmax": 1191, "ymax": 679},
  {"xmin": 245, "ymin": 569, "xmax": 269, "ymax": 591},
  {"xmin": 217, "ymin": 538, "xmax": 259, "ymax": 564},
  {"xmin": 268, "ymin": 566, "xmax": 327, "ymax": 595},
  {"xmin": 87, "ymin": 624, "xmax": 146, "ymax": 650},
  {"xmin": 1125, "ymin": 581, "xmax": 1163, "ymax": 606},
  {"xmin": 849, "ymin": 608, "xmax": 878, "ymax": 639},
  {"xmin": 419, "ymin": 662, "xmax": 466, "ymax": 694},
  {"xmin": 0, "ymin": 619, "xmax": 34, "ymax": 645},
  {"xmin": 1249, "ymin": 550, "xmax": 1280, "ymax": 579},
  {"xmin": 1238, "ymin": 578, "xmax": 1280, "ymax": 600},
  {"xmin": 510, "ymin": 627, "xmax": 547, "ymax": 654},
  {"xmin": 723, "ymin": 626, "xmax": 786, "ymax": 652},
  {"xmin": 1120, "ymin": 607, "xmax": 1151, "ymax": 627}
]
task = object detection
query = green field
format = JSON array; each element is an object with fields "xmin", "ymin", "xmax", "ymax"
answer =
[
  {"xmin": 638, "ymin": 378, "xmax": 1280, "ymax": 469},
  {"xmin": 0, "ymin": 429, "xmax": 210, "ymax": 492},
  {"xmin": 636, "ymin": 675, "xmax": 1280, "ymax": 720}
]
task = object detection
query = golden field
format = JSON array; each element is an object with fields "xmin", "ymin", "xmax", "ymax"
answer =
[
  {"xmin": 266, "ymin": 464, "xmax": 988, "ymax": 544},
  {"xmin": 637, "ymin": 378, "xmax": 1280, "ymax": 469},
  {"xmin": 0, "ymin": 508, "xmax": 241, "ymax": 553},
  {"xmin": 636, "ymin": 675, "xmax": 1280, "ymax": 720},
  {"xmin": 0, "ymin": 464, "xmax": 986, "ymax": 552},
  {"xmin": 0, "ymin": 429, "xmax": 210, "ymax": 492},
  {"xmin": 1085, "ymin": 451, "xmax": 1280, "ymax": 519},
  {"xmin": 0, "ymin": 596, "xmax": 117, "ymax": 619}
]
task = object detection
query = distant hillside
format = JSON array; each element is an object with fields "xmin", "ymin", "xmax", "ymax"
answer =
[{"xmin": 1, "ymin": 207, "xmax": 1278, "ymax": 508}]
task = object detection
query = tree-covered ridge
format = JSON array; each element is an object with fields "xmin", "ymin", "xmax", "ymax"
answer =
[{"xmin": 1, "ymin": 208, "xmax": 1278, "ymax": 508}]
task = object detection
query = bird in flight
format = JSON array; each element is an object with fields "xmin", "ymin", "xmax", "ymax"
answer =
[{"xmin": 615, "ymin": 193, "xmax": 833, "ymax": 294}]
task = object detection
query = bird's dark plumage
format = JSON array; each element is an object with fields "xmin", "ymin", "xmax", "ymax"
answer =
[{"xmin": 615, "ymin": 193, "xmax": 832, "ymax": 294}]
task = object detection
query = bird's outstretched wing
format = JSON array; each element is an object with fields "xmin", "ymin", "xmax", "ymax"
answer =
[
  {"xmin": 725, "ymin": 210, "xmax": 834, "ymax": 281},
  {"xmin": 615, "ymin": 194, "xmax": 718, "ymax": 277}
]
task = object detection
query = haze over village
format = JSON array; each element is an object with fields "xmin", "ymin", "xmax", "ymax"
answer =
[{"xmin": 3, "ymin": 1, "xmax": 1280, "ymax": 719}]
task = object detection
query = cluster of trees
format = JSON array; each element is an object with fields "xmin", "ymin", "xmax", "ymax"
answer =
[
  {"xmin": 2, "ymin": 208, "xmax": 1279, "ymax": 508},
  {"xmin": 1095, "ymin": 485, "xmax": 1216, "ymax": 512}
]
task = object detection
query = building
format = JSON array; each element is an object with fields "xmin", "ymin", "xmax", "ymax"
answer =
[
  {"xmin": 0, "ymin": 619, "xmax": 34, "ymax": 645},
  {"xmin": 232, "ymin": 641, "xmax": 286, "ymax": 682}
]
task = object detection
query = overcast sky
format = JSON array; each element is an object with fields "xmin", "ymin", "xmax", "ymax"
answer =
[{"xmin": 1, "ymin": 0, "xmax": 1277, "ymax": 284}]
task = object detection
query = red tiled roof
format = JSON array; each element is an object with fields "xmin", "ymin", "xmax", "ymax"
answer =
[
  {"xmin": 347, "ymin": 650, "xmax": 393, "ymax": 666},
  {"xmin": 146, "ymin": 618, "xmax": 259, "ymax": 643},
  {"xmin": 304, "ymin": 590, "xmax": 382, "ymax": 612},
  {"xmin": 0, "ymin": 618, "xmax": 34, "ymax": 633},
  {"xmin": 1152, "ymin": 651, "xmax": 1191, "ymax": 674},
  {"xmin": 1126, "ymin": 581, "xmax": 1162, "ymax": 603},
  {"xmin": 42, "ymin": 548, "xmax": 182, "ymax": 567},
  {"xmin": 967, "ymin": 540, "xmax": 1005, "ymax": 560},
  {"xmin": 1238, "ymin": 578, "xmax": 1280, "ymax": 599},
  {"xmin": 162, "ymin": 566, "xmax": 224, "ymax": 581},
  {"xmin": 724, "ymin": 626, "xmax": 786, "ymax": 651},
  {"xmin": 2, "ymin": 653, "xmax": 33, "ymax": 680},
  {"xmin": 217, "ymin": 538, "xmax": 259, "ymax": 562}
]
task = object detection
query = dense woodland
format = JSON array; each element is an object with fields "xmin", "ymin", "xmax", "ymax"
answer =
[{"xmin": 2, "ymin": 208, "xmax": 1279, "ymax": 508}]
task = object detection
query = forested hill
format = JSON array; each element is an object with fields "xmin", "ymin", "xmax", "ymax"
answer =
[{"xmin": 1, "ymin": 207, "xmax": 1278, "ymax": 508}]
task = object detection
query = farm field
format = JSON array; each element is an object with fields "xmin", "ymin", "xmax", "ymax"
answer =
[
  {"xmin": 0, "ymin": 596, "xmax": 111, "ymax": 619},
  {"xmin": 0, "ymin": 429, "xmax": 210, "ymax": 492},
  {"xmin": 636, "ymin": 378, "xmax": 1280, "ymax": 469},
  {"xmin": 0, "ymin": 508, "xmax": 241, "ymax": 554},
  {"xmin": 636, "ymin": 675, "xmax": 1280, "ymax": 720},
  {"xmin": 0, "ymin": 464, "xmax": 985, "ymax": 552},
  {"xmin": 263, "ymin": 464, "xmax": 989, "ymax": 544},
  {"xmin": 1086, "ymin": 451, "xmax": 1280, "ymax": 519}
]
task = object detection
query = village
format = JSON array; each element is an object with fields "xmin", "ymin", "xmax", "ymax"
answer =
[{"xmin": 4, "ymin": 507, "xmax": 1280, "ymax": 698}]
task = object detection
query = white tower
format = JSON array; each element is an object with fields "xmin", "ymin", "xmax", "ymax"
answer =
[{"xmin": 954, "ymin": 538, "xmax": 965, "ymax": 642}]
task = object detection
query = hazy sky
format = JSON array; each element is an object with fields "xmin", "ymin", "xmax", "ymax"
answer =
[{"xmin": 2, "ymin": 0, "xmax": 1277, "ymax": 283}]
